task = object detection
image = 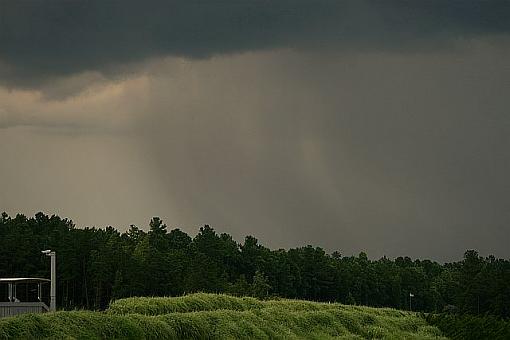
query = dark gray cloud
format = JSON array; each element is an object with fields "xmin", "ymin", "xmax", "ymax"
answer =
[
  {"xmin": 1, "ymin": 0, "xmax": 510, "ymax": 89},
  {"xmin": 0, "ymin": 1, "xmax": 509, "ymax": 261}
]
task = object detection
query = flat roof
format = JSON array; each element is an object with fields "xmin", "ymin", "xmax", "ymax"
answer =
[{"xmin": 0, "ymin": 278, "xmax": 50, "ymax": 283}]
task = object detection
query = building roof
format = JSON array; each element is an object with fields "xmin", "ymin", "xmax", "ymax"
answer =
[{"xmin": 0, "ymin": 278, "xmax": 50, "ymax": 283}]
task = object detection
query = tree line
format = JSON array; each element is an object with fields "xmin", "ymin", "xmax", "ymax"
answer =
[{"xmin": 0, "ymin": 212, "xmax": 508, "ymax": 318}]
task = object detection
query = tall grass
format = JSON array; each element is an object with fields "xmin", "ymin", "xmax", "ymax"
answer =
[
  {"xmin": 426, "ymin": 313, "xmax": 510, "ymax": 340},
  {"xmin": 109, "ymin": 293, "xmax": 264, "ymax": 315},
  {"xmin": 0, "ymin": 293, "xmax": 446, "ymax": 339}
]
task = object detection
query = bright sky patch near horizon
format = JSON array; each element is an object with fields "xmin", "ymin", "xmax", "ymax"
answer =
[{"xmin": 0, "ymin": 1, "xmax": 509, "ymax": 261}]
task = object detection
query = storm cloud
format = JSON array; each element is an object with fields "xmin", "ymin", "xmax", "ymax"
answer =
[
  {"xmin": 1, "ymin": 0, "xmax": 510, "ymax": 89},
  {"xmin": 0, "ymin": 1, "xmax": 509, "ymax": 261}
]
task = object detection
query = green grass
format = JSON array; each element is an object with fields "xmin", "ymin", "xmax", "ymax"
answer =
[
  {"xmin": 0, "ymin": 293, "xmax": 446, "ymax": 339},
  {"xmin": 426, "ymin": 313, "xmax": 510, "ymax": 340},
  {"xmin": 109, "ymin": 293, "xmax": 264, "ymax": 315}
]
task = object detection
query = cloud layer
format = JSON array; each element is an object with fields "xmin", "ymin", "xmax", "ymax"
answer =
[
  {"xmin": 1, "ymin": 2, "xmax": 509, "ymax": 260},
  {"xmin": 1, "ymin": 0, "xmax": 510, "ymax": 89}
]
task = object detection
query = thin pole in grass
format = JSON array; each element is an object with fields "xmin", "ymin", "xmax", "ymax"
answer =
[{"xmin": 409, "ymin": 293, "xmax": 414, "ymax": 312}]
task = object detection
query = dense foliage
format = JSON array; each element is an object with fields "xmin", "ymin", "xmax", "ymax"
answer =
[
  {"xmin": 1, "ymin": 212, "xmax": 509, "ymax": 318},
  {"xmin": 0, "ymin": 293, "xmax": 444, "ymax": 339},
  {"xmin": 426, "ymin": 313, "xmax": 510, "ymax": 340}
]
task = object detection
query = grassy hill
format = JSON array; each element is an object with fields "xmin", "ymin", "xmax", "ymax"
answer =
[{"xmin": 0, "ymin": 293, "xmax": 445, "ymax": 339}]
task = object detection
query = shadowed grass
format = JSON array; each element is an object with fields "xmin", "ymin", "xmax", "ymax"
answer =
[
  {"xmin": 0, "ymin": 293, "xmax": 446, "ymax": 339},
  {"xmin": 426, "ymin": 313, "xmax": 510, "ymax": 340}
]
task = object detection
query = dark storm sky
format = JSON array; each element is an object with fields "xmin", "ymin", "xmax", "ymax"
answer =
[{"xmin": 0, "ymin": 1, "xmax": 509, "ymax": 260}]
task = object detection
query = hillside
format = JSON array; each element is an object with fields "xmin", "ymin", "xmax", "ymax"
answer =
[{"xmin": 0, "ymin": 293, "xmax": 445, "ymax": 339}]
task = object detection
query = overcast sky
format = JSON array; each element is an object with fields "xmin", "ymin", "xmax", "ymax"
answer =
[{"xmin": 0, "ymin": 1, "xmax": 509, "ymax": 261}]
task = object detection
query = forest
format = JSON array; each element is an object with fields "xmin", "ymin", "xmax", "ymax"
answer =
[{"xmin": 1, "ymin": 212, "xmax": 509, "ymax": 318}]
